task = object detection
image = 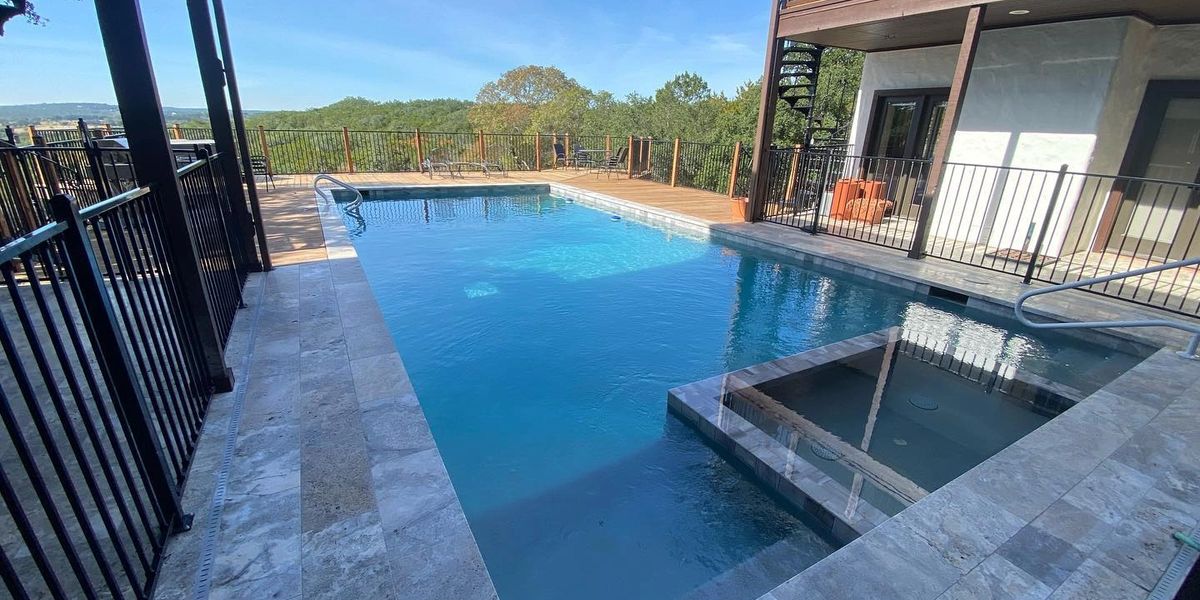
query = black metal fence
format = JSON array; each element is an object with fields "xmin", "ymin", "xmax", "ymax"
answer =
[
  {"xmin": 0, "ymin": 181, "xmax": 226, "ymax": 598},
  {"xmin": 759, "ymin": 148, "xmax": 1200, "ymax": 316},
  {"xmin": 0, "ymin": 137, "xmax": 250, "ymax": 596}
]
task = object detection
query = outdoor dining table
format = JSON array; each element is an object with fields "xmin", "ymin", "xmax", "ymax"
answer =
[{"xmin": 573, "ymin": 149, "xmax": 608, "ymax": 168}]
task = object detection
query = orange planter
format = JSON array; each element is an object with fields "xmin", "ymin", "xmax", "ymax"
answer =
[
  {"xmin": 731, "ymin": 197, "xmax": 749, "ymax": 220},
  {"xmin": 830, "ymin": 179, "xmax": 861, "ymax": 219}
]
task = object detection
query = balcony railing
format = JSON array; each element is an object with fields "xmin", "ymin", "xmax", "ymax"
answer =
[{"xmin": 761, "ymin": 148, "xmax": 1200, "ymax": 316}]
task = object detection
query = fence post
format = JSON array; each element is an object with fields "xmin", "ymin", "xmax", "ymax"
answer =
[
  {"xmin": 0, "ymin": 152, "xmax": 39, "ymax": 231},
  {"xmin": 785, "ymin": 144, "xmax": 803, "ymax": 202},
  {"xmin": 257, "ymin": 125, "xmax": 272, "ymax": 174},
  {"xmin": 670, "ymin": 138, "xmax": 682, "ymax": 187},
  {"xmin": 478, "ymin": 130, "xmax": 486, "ymax": 162},
  {"xmin": 414, "ymin": 128, "xmax": 425, "ymax": 172},
  {"xmin": 605, "ymin": 135, "xmax": 612, "ymax": 159},
  {"xmin": 103, "ymin": 123, "xmax": 114, "ymax": 136},
  {"xmin": 535, "ymin": 133, "xmax": 542, "ymax": 171},
  {"xmin": 3, "ymin": 126, "xmax": 14, "ymax": 144},
  {"xmin": 171, "ymin": 123, "xmax": 183, "ymax": 140},
  {"xmin": 628, "ymin": 136, "xmax": 635, "ymax": 178},
  {"xmin": 49, "ymin": 193, "xmax": 191, "ymax": 532},
  {"xmin": 565, "ymin": 133, "xmax": 571, "ymax": 155},
  {"xmin": 341, "ymin": 126, "xmax": 354, "ymax": 173},
  {"xmin": 1023, "ymin": 164, "xmax": 1070, "ymax": 284},
  {"xmin": 25, "ymin": 125, "xmax": 36, "ymax": 144},
  {"xmin": 647, "ymin": 137, "xmax": 654, "ymax": 173},
  {"xmin": 728, "ymin": 142, "xmax": 743, "ymax": 198}
]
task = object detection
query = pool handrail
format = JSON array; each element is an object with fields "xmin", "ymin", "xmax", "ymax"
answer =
[
  {"xmin": 313, "ymin": 174, "xmax": 362, "ymax": 207},
  {"xmin": 1013, "ymin": 256, "xmax": 1200, "ymax": 359}
]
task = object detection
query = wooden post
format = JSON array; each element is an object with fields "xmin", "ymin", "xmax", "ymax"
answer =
[
  {"xmin": 670, "ymin": 138, "xmax": 682, "ymax": 187},
  {"xmin": 908, "ymin": 5, "xmax": 986, "ymax": 259},
  {"xmin": 605, "ymin": 135, "xmax": 612, "ymax": 159},
  {"xmin": 478, "ymin": 130, "xmax": 486, "ymax": 162},
  {"xmin": 627, "ymin": 135, "xmax": 635, "ymax": 178},
  {"xmin": 414, "ymin": 128, "xmax": 425, "ymax": 171},
  {"xmin": 26, "ymin": 125, "xmax": 36, "ymax": 145},
  {"xmin": 103, "ymin": 123, "xmax": 114, "ymax": 136},
  {"xmin": 342, "ymin": 126, "xmax": 354, "ymax": 173},
  {"xmin": 785, "ymin": 144, "xmax": 803, "ymax": 201},
  {"xmin": 0, "ymin": 152, "xmax": 38, "ymax": 231},
  {"xmin": 535, "ymin": 133, "xmax": 542, "ymax": 171},
  {"xmin": 257, "ymin": 125, "xmax": 272, "ymax": 173},
  {"xmin": 728, "ymin": 141, "xmax": 743, "ymax": 198},
  {"xmin": 747, "ymin": 0, "xmax": 786, "ymax": 223},
  {"xmin": 565, "ymin": 133, "xmax": 571, "ymax": 154},
  {"xmin": 172, "ymin": 123, "xmax": 183, "ymax": 139},
  {"xmin": 647, "ymin": 137, "xmax": 654, "ymax": 173}
]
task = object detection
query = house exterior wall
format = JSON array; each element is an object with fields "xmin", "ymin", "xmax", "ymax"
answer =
[{"xmin": 846, "ymin": 17, "xmax": 1200, "ymax": 258}]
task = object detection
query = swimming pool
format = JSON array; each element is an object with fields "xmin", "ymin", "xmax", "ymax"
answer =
[{"xmin": 339, "ymin": 189, "xmax": 1146, "ymax": 600}]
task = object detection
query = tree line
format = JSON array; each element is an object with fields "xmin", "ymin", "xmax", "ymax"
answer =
[{"xmin": 225, "ymin": 52, "xmax": 863, "ymax": 148}]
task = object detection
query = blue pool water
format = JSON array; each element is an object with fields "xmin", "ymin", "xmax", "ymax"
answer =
[{"xmin": 341, "ymin": 192, "xmax": 1146, "ymax": 600}]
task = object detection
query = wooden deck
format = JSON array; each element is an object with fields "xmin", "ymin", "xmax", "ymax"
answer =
[{"xmin": 259, "ymin": 170, "xmax": 739, "ymax": 266}]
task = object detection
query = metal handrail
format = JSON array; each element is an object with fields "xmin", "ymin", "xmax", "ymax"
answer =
[
  {"xmin": 1014, "ymin": 256, "xmax": 1200, "ymax": 359},
  {"xmin": 313, "ymin": 174, "xmax": 362, "ymax": 206}
]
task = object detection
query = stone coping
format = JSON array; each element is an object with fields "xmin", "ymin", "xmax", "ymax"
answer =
[
  {"xmin": 759, "ymin": 345, "xmax": 1200, "ymax": 599},
  {"xmin": 668, "ymin": 327, "xmax": 1088, "ymax": 548}
]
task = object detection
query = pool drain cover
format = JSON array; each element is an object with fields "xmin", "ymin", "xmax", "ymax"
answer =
[
  {"xmin": 810, "ymin": 441, "xmax": 842, "ymax": 461},
  {"xmin": 908, "ymin": 396, "xmax": 939, "ymax": 411}
]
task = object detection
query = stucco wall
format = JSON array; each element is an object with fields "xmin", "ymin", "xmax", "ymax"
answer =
[{"xmin": 846, "ymin": 17, "xmax": 1199, "ymax": 257}]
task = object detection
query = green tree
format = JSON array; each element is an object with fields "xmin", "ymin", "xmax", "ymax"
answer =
[{"xmin": 469, "ymin": 66, "xmax": 586, "ymax": 133}]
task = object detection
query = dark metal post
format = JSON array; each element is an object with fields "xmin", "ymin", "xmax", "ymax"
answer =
[
  {"xmin": 747, "ymin": 0, "xmax": 786, "ymax": 223},
  {"xmin": 3, "ymin": 126, "xmax": 14, "ymax": 145},
  {"xmin": 93, "ymin": 0, "xmax": 234, "ymax": 392},
  {"xmin": 50, "ymin": 193, "xmax": 191, "ymax": 533},
  {"xmin": 211, "ymin": 0, "xmax": 271, "ymax": 271},
  {"xmin": 185, "ymin": 0, "xmax": 262, "ymax": 272},
  {"xmin": 908, "ymin": 5, "xmax": 986, "ymax": 259},
  {"xmin": 1023, "ymin": 164, "xmax": 1070, "ymax": 284}
]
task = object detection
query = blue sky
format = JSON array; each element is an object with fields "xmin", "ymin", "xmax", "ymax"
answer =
[{"xmin": 0, "ymin": 0, "xmax": 770, "ymax": 110}]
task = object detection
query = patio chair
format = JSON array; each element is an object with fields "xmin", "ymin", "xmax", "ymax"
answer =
[
  {"xmin": 553, "ymin": 142, "xmax": 570, "ymax": 168},
  {"xmin": 250, "ymin": 155, "xmax": 274, "ymax": 190},
  {"xmin": 591, "ymin": 146, "xmax": 628, "ymax": 179}
]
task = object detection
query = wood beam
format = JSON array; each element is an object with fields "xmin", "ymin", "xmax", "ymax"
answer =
[
  {"xmin": 747, "ymin": 0, "xmax": 786, "ymax": 223},
  {"xmin": 908, "ymin": 4, "xmax": 985, "ymax": 258}
]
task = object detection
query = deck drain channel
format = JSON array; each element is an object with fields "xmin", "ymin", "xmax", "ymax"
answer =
[{"xmin": 192, "ymin": 275, "xmax": 268, "ymax": 600}]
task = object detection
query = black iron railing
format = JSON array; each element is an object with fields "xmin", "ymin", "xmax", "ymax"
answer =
[
  {"xmin": 176, "ymin": 151, "xmax": 247, "ymax": 342},
  {"xmin": 0, "ymin": 184, "xmax": 222, "ymax": 598},
  {"xmin": 760, "ymin": 148, "xmax": 1200, "ymax": 316}
]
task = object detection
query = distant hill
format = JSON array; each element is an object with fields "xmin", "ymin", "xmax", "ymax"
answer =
[
  {"xmin": 0, "ymin": 103, "xmax": 265, "ymax": 127},
  {"xmin": 1, "ymin": 98, "xmax": 471, "ymax": 132},
  {"xmin": 244, "ymin": 97, "xmax": 473, "ymax": 132}
]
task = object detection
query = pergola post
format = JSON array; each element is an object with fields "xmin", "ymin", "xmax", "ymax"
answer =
[
  {"xmin": 908, "ymin": 5, "xmax": 986, "ymax": 259},
  {"xmin": 747, "ymin": 0, "xmax": 786, "ymax": 223},
  {"xmin": 185, "ymin": 0, "xmax": 262, "ymax": 272},
  {"xmin": 93, "ymin": 0, "xmax": 234, "ymax": 391},
  {"xmin": 211, "ymin": 0, "xmax": 271, "ymax": 270}
]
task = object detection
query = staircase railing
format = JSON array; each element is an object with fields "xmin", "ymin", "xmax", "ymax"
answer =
[{"xmin": 1014, "ymin": 256, "xmax": 1200, "ymax": 359}]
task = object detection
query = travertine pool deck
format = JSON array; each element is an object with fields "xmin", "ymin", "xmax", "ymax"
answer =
[{"xmin": 152, "ymin": 193, "xmax": 496, "ymax": 598}]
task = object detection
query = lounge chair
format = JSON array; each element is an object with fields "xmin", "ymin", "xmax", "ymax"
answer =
[{"xmin": 510, "ymin": 147, "xmax": 531, "ymax": 171}]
